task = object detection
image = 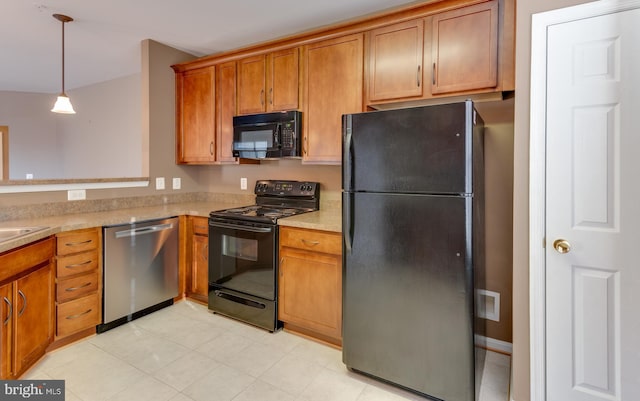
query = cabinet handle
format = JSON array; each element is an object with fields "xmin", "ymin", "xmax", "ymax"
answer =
[
  {"xmin": 301, "ymin": 239, "xmax": 320, "ymax": 246},
  {"xmin": 269, "ymin": 88, "xmax": 273, "ymax": 105},
  {"xmin": 17, "ymin": 290, "xmax": 26, "ymax": 317},
  {"xmin": 417, "ymin": 65, "xmax": 421, "ymax": 87},
  {"xmin": 66, "ymin": 309, "xmax": 92, "ymax": 320},
  {"xmin": 65, "ymin": 282, "xmax": 92, "ymax": 292},
  {"xmin": 3, "ymin": 297, "xmax": 12, "ymax": 325},
  {"xmin": 65, "ymin": 239, "xmax": 92, "ymax": 247},
  {"xmin": 210, "ymin": 141, "xmax": 214, "ymax": 156},
  {"xmin": 260, "ymin": 89, "xmax": 265, "ymax": 106},
  {"xmin": 432, "ymin": 62, "xmax": 436, "ymax": 85},
  {"xmin": 65, "ymin": 260, "xmax": 92, "ymax": 269}
]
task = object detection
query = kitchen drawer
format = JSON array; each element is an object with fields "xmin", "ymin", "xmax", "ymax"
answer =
[
  {"xmin": 192, "ymin": 217, "xmax": 209, "ymax": 236},
  {"xmin": 280, "ymin": 227, "xmax": 341, "ymax": 255},
  {"xmin": 56, "ymin": 229, "xmax": 99, "ymax": 256},
  {"xmin": 56, "ymin": 271, "xmax": 99, "ymax": 303},
  {"xmin": 56, "ymin": 293, "xmax": 100, "ymax": 337},
  {"xmin": 56, "ymin": 249, "xmax": 99, "ymax": 278}
]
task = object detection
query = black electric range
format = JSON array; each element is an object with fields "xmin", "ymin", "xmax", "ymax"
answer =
[
  {"xmin": 209, "ymin": 180, "xmax": 320, "ymax": 225},
  {"xmin": 207, "ymin": 180, "xmax": 320, "ymax": 331}
]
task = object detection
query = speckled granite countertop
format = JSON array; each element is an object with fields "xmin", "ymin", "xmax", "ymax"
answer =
[
  {"xmin": 0, "ymin": 199, "xmax": 342, "ymax": 253},
  {"xmin": 277, "ymin": 208, "xmax": 341, "ymax": 233},
  {"xmin": 0, "ymin": 200, "xmax": 243, "ymax": 253}
]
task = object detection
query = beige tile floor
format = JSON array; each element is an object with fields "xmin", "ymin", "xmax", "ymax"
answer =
[{"xmin": 24, "ymin": 300, "xmax": 510, "ymax": 401}]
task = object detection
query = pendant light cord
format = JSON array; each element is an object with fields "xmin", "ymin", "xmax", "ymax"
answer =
[{"xmin": 61, "ymin": 18, "xmax": 65, "ymax": 94}]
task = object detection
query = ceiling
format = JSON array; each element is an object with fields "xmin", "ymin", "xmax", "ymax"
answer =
[{"xmin": 1, "ymin": 0, "xmax": 421, "ymax": 94}]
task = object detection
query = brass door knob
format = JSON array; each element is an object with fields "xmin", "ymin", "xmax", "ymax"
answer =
[{"xmin": 553, "ymin": 239, "xmax": 571, "ymax": 254}]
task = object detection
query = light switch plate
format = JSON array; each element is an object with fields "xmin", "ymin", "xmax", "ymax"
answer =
[
  {"xmin": 240, "ymin": 177, "xmax": 247, "ymax": 190},
  {"xmin": 156, "ymin": 177, "xmax": 165, "ymax": 190},
  {"xmin": 172, "ymin": 177, "xmax": 181, "ymax": 190}
]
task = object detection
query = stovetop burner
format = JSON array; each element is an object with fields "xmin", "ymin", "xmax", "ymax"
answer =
[{"xmin": 209, "ymin": 180, "xmax": 320, "ymax": 224}]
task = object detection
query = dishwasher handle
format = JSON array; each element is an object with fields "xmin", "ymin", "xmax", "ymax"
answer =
[{"xmin": 114, "ymin": 223, "xmax": 174, "ymax": 239}]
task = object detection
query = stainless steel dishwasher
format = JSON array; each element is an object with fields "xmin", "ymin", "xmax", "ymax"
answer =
[{"xmin": 98, "ymin": 216, "xmax": 179, "ymax": 332}]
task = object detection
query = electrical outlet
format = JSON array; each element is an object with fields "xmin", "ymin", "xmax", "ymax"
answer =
[
  {"xmin": 156, "ymin": 177, "xmax": 165, "ymax": 190},
  {"xmin": 67, "ymin": 189, "xmax": 86, "ymax": 201},
  {"xmin": 26, "ymin": 173, "xmax": 33, "ymax": 179},
  {"xmin": 240, "ymin": 177, "xmax": 248, "ymax": 190},
  {"xmin": 172, "ymin": 177, "xmax": 181, "ymax": 190}
]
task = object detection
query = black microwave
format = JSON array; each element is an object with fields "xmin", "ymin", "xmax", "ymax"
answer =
[{"xmin": 232, "ymin": 111, "xmax": 302, "ymax": 159}]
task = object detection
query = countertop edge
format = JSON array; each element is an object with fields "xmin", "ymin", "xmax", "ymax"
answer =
[{"xmin": 0, "ymin": 201, "xmax": 342, "ymax": 253}]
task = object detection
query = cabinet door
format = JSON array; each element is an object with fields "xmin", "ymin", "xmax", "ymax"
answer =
[
  {"xmin": 368, "ymin": 19, "xmax": 424, "ymax": 102},
  {"xmin": 14, "ymin": 264, "xmax": 53, "ymax": 376},
  {"xmin": 238, "ymin": 55, "xmax": 266, "ymax": 115},
  {"xmin": 0, "ymin": 283, "xmax": 12, "ymax": 379},
  {"xmin": 216, "ymin": 61, "xmax": 238, "ymax": 163},
  {"xmin": 431, "ymin": 0, "xmax": 498, "ymax": 94},
  {"xmin": 279, "ymin": 247, "xmax": 342, "ymax": 341},
  {"xmin": 177, "ymin": 67, "xmax": 216, "ymax": 163},
  {"xmin": 191, "ymin": 235, "xmax": 209, "ymax": 299},
  {"xmin": 267, "ymin": 48, "xmax": 299, "ymax": 111},
  {"xmin": 302, "ymin": 33, "xmax": 363, "ymax": 163}
]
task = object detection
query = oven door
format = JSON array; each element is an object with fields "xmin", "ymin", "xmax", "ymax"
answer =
[
  {"xmin": 232, "ymin": 123, "xmax": 280, "ymax": 159},
  {"xmin": 208, "ymin": 219, "xmax": 277, "ymax": 301}
]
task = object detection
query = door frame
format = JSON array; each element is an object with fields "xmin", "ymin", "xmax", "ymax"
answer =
[{"xmin": 529, "ymin": 0, "xmax": 640, "ymax": 400}]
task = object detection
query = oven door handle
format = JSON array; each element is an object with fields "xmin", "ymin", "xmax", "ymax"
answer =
[{"xmin": 209, "ymin": 221, "xmax": 273, "ymax": 233}]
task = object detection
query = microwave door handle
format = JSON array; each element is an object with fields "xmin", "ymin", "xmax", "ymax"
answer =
[{"xmin": 274, "ymin": 123, "xmax": 282, "ymax": 148}]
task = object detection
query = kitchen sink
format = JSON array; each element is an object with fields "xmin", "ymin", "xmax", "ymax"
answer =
[{"xmin": 0, "ymin": 226, "xmax": 49, "ymax": 243}]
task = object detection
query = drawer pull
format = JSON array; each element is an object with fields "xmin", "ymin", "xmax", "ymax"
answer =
[
  {"xmin": 65, "ymin": 282, "xmax": 92, "ymax": 292},
  {"xmin": 65, "ymin": 239, "xmax": 93, "ymax": 247},
  {"xmin": 65, "ymin": 260, "xmax": 92, "ymax": 269},
  {"xmin": 3, "ymin": 297, "xmax": 12, "ymax": 325},
  {"xmin": 301, "ymin": 239, "xmax": 320, "ymax": 246},
  {"xmin": 66, "ymin": 309, "xmax": 93, "ymax": 320}
]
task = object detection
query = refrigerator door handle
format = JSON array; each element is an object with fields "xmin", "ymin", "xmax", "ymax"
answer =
[
  {"xmin": 343, "ymin": 192, "xmax": 353, "ymax": 253},
  {"xmin": 342, "ymin": 115, "xmax": 353, "ymax": 191}
]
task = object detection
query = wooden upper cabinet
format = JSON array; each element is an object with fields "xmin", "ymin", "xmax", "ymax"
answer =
[
  {"xmin": 302, "ymin": 34, "xmax": 363, "ymax": 164},
  {"xmin": 268, "ymin": 48, "xmax": 299, "ymax": 111},
  {"xmin": 367, "ymin": 19, "xmax": 425, "ymax": 102},
  {"xmin": 431, "ymin": 0, "xmax": 499, "ymax": 94},
  {"xmin": 176, "ymin": 66, "xmax": 216, "ymax": 163},
  {"xmin": 216, "ymin": 61, "xmax": 237, "ymax": 163},
  {"xmin": 237, "ymin": 55, "xmax": 266, "ymax": 115},
  {"xmin": 238, "ymin": 48, "xmax": 299, "ymax": 115}
]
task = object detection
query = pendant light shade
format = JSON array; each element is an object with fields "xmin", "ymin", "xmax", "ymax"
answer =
[{"xmin": 51, "ymin": 14, "xmax": 76, "ymax": 114}]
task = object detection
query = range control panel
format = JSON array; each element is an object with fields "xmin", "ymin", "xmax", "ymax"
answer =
[{"xmin": 255, "ymin": 180, "xmax": 320, "ymax": 197}]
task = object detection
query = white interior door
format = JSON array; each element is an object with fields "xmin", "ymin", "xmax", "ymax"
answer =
[{"xmin": 545, "ymin": 5, "xmax": 640, "ymax": 401}]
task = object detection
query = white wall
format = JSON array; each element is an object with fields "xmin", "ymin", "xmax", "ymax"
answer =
[
  {"xmin": 59, "ymin": 74, "xmax": 143, "ymax": 178},
  {"xmin": 0, "ymin": 91, "xmax": 62, "ymax": 179},
  {"xmin": 0, "ymin": 73, "xmax": 142, "ymax": 180}
]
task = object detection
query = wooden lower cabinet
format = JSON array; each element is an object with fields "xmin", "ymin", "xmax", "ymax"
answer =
[
  {"xmin": 187, "ymin": 216, "xmax": 209, "ymax": 303},
  {"xmin": 278, "ymin": 227, "xmax": 342, "ymax": 346},
  {"xmin": 54, "ymin": 228, "xmax": 102, "ymax": 342},
  {"xmin": 0, "ymin": 237, "xmax": 55, "ymax": 379}
]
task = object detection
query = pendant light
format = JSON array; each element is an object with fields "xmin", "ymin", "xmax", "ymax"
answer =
[{"xmin": 51, "ymin": 14, "xmax": 76, "ymax": 114}]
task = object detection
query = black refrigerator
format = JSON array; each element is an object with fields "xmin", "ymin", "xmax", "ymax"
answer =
[{"xmin": 342, "ymin": 100, "xmax": 485, "ymax": 401}]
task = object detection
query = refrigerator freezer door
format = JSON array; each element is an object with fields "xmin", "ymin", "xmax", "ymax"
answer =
[
  {"xmin": 343, "ymin": 101, "xmax": 476, "ymax": 194},
  {"xmin": 342, "ymin": 192, "xmax": 475, "ymax": 401}
]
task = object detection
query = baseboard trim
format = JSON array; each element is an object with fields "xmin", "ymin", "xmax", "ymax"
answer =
[{"xmin": 474, "ymin": 334, "xmax": 513, "ymax": 355}]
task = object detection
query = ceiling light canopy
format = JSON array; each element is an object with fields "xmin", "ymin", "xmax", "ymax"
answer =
[{"xmin": 51, "ymin": 13, "xmax": 75, "ymax": 114}]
